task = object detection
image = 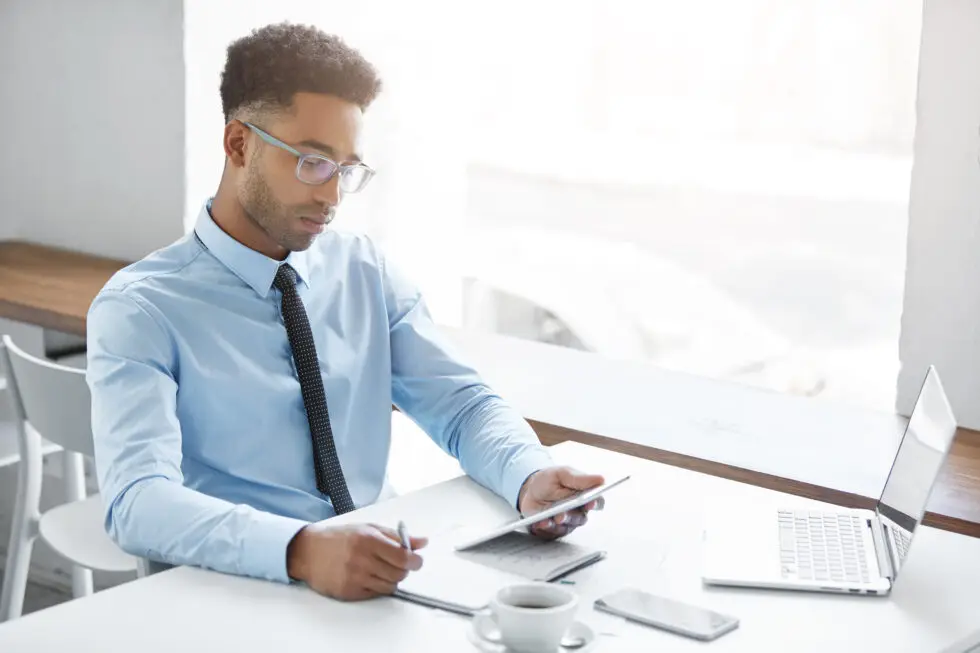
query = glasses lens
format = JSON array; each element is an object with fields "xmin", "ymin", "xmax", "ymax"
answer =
[
  {"xmin": 297, "ymin": 156, "xmax": 338, "ymax": 184},
  {"xmin": 339, "ymin": 165, "xmax": 374, "ymax": 193}
]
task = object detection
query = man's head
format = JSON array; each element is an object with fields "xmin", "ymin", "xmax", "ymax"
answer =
[{"xmin": 219, "ymin": 23, "xmax": 381, "ymax": 256}]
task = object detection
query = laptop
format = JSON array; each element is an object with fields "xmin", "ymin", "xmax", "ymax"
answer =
[{"xmin": 702, "ymin": 365, "xmax": 957, "ymax": 596}]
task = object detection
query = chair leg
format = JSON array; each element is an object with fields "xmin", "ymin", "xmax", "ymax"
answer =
[
  {"xmin": 0, "ymin": 424, "xmax": 43, "ymax": 622},
  {"xmin": 63, "ymin": 452, "xmax": 94, "ymax": 599}
]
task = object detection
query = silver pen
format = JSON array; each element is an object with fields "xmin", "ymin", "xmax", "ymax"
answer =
[{"xmin": 397, "ymin": 520, "xmax": 412, "ymax": 550}]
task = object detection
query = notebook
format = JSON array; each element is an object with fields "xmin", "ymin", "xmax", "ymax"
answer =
[
  {"xmin": 394, "ymin": 541, "xmax": 527, "ymax": 615},
  {"xmin": 457, "ymin": 531, "xmax": 606, "ymax": 581},
  {"xmin": 393, "ymin": 533, "xmax": 606, "ymax": 615}
]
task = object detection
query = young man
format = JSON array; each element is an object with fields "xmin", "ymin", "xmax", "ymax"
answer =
[{"xmin": 87, "ymin": 23, "xmax": 604, "ymax": 601}]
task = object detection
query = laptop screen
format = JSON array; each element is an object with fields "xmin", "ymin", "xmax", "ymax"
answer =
[{"xmin": 875, "ymin": 366, "xmax": 957, "ymax": 573}]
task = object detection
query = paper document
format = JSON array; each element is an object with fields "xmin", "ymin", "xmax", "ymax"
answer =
[
  {"xmin": 395, "ymin": 541, "xmax": 526, "ymax": 614},
  {"xmin": 457, "ymin": 531, "xmax": 606, "ymax": 581}
]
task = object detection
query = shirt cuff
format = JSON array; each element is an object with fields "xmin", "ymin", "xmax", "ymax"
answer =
[
  {"xmin": 502, "ymin": 446, "xmax": 555, "ymax": 511},
  {"xmin": 241, "ymin": 511, "xmax": 310, "ymax": 583}
]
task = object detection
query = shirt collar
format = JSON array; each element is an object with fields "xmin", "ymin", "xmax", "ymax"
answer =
[{"xmin": 194, "ymin": 200, "xmax": 311, "ymax": 297}]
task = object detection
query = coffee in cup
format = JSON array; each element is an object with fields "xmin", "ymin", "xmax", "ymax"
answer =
[{"xmin": 475, "ymin": 582, "xmax": 578, "ymax": 653}]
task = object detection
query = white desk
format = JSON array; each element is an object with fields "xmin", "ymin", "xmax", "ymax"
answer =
[
  {"xmin": 1, "ymin": 442, "xmax": 978, "ymax": 652},
  {"xmin": 443, "ymin": 327, "xmax": 909, "ymax": 500}
]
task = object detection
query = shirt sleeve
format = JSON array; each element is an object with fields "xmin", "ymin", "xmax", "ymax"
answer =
[
  {"xmin": 380, "ymin": 252, "xmax": 554, "ymax": 508},
  {"xmin": 87, "ymin": 290, "xmax": 308, "ymax": 582}
]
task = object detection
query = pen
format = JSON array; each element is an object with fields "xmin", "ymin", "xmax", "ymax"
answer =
[{"xmin": 397, "ymin": 520, "xmax": 412, "ymax": 551}]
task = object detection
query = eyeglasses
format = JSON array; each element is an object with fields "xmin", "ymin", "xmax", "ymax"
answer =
[{"xmin": 243, "ymin": 121, "xmax": 375, "ymax": 193}]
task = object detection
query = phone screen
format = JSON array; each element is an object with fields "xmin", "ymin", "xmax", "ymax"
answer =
[{"xmin": 597, "ymin": 589, "xmax": 736, "ymax": 638}]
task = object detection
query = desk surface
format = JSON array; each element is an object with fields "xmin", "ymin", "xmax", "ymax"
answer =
[
  {"xmin": 448, "ymin": 329, "xmax": 980, "ymax": 539},
  {"xmin": 2, "ymin": 239, "xmax": 979, "ymax": 538},
  {"xmin": 0, "ymin": 240, "xmax": 127, "ymax": 335},
  {"xmin": 1, "ymin": 441, "xmax": 978, "ymax": 652}
]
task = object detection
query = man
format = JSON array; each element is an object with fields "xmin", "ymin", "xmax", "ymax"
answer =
[{"xmin": 87, "ymin": 23, "xmax": 604, "ymax": 602}]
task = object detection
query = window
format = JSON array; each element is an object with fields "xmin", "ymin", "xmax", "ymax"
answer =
[{"xmin": 186, "ymin": 0, "xmax": 922, "ymax": 411}]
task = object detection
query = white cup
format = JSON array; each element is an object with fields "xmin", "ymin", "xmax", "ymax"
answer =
[{"xmin": 475, "ymin": 583, "xmax": 579, "ymax": 653}]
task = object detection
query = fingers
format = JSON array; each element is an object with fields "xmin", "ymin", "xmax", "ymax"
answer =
[
  {"xmin": 342, "ymin": 534, "xmax": 420, "ymax": 599},
  {"xmin": 577, "ymin": 498, "xmax": 604, "ymax": 513},
  {"xmin": 368, "ymin": 528, "xmax": 424, "ymax": 572},
  {"xmin": 306, "ymin": 525, "xmax": 429, "ymax": 602},
  {"xmin": 553, "ymin": 508, "xmax": 590, "ymax": 527},
  {"xmin": 373, "ymin": 524, "xmax": 400, "ymax": 542},
  {"xmin": 529, "ymin": 521, "xmax": 580, "ymax": 540},
  {"xmin": 355, "ymin": 571, "xmax": 398, "ymax": 598},
  {"xmin": 532, "ymin": 506, "xmax": 591, "ymax": 530},
  {"xmin": 547, "ymin": 484, "xmax": 590, "ymax": 502},
  {"xmin": 556, "ymin": 467, "xmax": 606, "ymax": 491},
  {"xmin": 374, "ymin": 525, "xmax": 430, "ymax": 551},
  {"xmin": 529, "ymin": 510, "xmax": 590, "ymax": 539},
  {"xmin": 368, "ymin": 553, "xmax": 413, "ymax": 585}
]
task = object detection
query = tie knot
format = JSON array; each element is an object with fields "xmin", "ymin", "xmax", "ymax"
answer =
[{"xmin": 273, "ymin": 264, "xmax": 297, "ymax": 292}]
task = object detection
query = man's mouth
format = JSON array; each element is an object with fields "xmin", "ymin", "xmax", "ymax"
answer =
[{"xmin": 299, "ymin": 216, "xmax": 327, "ymax": 234}]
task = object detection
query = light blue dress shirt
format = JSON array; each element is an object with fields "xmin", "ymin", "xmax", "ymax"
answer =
[{"xmin": 86, "ymin": 202, "xmax": 553, "ymax": 583}]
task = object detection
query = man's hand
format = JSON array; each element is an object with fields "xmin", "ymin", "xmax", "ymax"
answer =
[
  {"xmin": 518, "ymin": 466, "xmax": 605, "ymax": 540},
  {"xmin": 286, "ymin": 523, "xmax": 428, "ymax": 601}
]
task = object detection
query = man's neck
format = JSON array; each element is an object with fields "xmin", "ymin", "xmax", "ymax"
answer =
[{"xmin": 209, "ymin": 185, "xmax": 288, "ymax": 261}]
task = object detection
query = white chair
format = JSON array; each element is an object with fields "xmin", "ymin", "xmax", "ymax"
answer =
[{"xmin": 0, "ymin": 335, "xmax": 137, "ymax": 622}]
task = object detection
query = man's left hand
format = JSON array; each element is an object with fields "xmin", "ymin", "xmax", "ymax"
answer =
[{"xmin": 518, "ymin": 466, "xmax": 605, "ymax": 540}]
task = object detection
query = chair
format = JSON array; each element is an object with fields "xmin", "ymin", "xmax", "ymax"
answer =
[{"xmin": 0, "ymin": 335, "xmax": 137, "ymax": 622}]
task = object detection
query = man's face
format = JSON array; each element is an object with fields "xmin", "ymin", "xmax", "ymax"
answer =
[{"xmin": 237, "ymin": 92, "xmax": 364, "ymax": 253}]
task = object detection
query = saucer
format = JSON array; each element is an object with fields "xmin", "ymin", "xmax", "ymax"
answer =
[{"xmin": 466, "ymin": 614, "xmax": 597, "ymax": 652}]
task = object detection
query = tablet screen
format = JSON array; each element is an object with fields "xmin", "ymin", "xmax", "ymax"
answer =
[{"xmin": 454, "ymin": 474, "xmax": 630, "ymax": 550}]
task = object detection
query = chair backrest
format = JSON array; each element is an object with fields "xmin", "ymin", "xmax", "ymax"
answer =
[{"xmin": 0, "ymin": 335, "xmax": 94, "ymax": 457}]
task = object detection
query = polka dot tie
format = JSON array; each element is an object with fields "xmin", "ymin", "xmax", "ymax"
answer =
[{"xmin": 274, "ymin": 264, "xmax": 356, "ymax": 514}]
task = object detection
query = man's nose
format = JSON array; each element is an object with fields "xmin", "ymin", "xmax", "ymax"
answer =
[{"xmin": 312, "ymin": 173, "xmax": 341, "ymax": 209}]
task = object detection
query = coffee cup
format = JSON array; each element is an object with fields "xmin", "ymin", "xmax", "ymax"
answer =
[{"xmin": 474, "ymin": 582, "xmax": 578, "ymax": 652}]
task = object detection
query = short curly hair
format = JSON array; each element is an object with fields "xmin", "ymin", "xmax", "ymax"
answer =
[{"xmin": 220, "ymin": 22, "xmax": 382, "ymax": 122}]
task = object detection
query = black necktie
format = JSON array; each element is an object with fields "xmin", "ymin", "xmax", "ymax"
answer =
[{"xmin": 273, "ymin": 264, "xmax": 356, "ymax": 514}]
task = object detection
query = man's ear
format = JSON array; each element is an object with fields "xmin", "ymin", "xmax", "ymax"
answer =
[{"xmin": 223, "ymin": 120, "xmax": 249, "ymax": 168}]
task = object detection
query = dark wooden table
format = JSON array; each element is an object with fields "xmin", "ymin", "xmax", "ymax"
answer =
[{"xmin": 3, "ymin": 239, "xmax": 978, "ymax": 537}]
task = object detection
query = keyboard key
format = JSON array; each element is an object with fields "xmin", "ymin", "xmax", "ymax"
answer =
[{"xmin": 778, "ymin": 510, "xmax": 877, "ymax": 584}]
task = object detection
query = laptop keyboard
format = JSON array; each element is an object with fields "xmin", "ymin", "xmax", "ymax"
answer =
[
  {"xmin": 778, "ymin": 510, "xmax": 871, "ymax": 584},
  {"xmin": 888, "ymin": 524, "xmax": 912, "ymax": 561}
]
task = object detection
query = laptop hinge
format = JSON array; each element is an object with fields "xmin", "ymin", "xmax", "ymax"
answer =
[{"xmin": 869, "ymin": 517, "xmax": 895, "ymax": 580}]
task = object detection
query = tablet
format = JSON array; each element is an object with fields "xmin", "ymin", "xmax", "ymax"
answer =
[{"xmin": 453, "ymin": 474, "xmax": 631, "ymax": 551}]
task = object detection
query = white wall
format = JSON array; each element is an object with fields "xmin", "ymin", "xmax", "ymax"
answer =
[
  {"xmin": 898, "ymin": 0, "xmax": 980, "ymax": 429},
  {"xmin": 0, "ymin": 0, "xmax": 186, "ymax": 261},
  {"xmin": 0, "ymin": 0, "xmax": 186, "ymax": 595}
]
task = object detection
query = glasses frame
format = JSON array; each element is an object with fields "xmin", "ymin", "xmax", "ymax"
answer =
[{"xmin": 242, "ymin": 121, "xmax": 375, "ymax": 192}]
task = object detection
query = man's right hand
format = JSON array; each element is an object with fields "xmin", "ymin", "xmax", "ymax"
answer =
[{"xmin": 286, "ymin": 523, "xmax": 427, "ymax": 601}]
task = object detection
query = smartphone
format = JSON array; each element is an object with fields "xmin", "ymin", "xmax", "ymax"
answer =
[{"xmin": 594, "ymin": 588, "xmax": 739, "ymax": 641}]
